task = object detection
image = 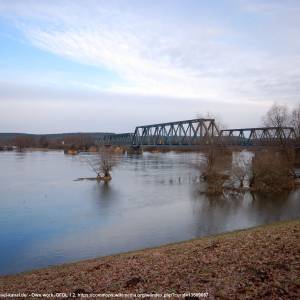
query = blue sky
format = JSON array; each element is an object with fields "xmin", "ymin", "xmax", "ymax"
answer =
[{"xmin": 0, "ymin": 0, "xmax": 300, "ymax": 133}]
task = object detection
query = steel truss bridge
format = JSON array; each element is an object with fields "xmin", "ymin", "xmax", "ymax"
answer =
[{"xmin": 97, "ymin": 118, "xmax": 298, "ymax": 148}]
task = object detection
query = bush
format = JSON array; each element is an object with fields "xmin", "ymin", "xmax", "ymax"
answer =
[
  {"xmin": 200, "ymin": 148, "xmax": 230, "ymax": 194},
  {"xmin": 250, "ymin": 151, "xmax": 295, "ymax": 192}
]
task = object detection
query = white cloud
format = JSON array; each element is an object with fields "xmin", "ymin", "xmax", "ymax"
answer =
[
  {"xmin": 0, "ymin": 81, "xmax": 272, "ymax": 133},
  {"xmin": 20, "ymin": 18, "xmax": 220, "ymax": 99},
  {"xmin": 0, "ymin": 0, "xmax": 298, "ymax": 102},
  {"xmin": 0, "ymin": 0, "xmax": 300, "ymax": 132}
]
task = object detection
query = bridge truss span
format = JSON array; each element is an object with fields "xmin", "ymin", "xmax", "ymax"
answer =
[
  {"xmin": 219, "ymin": 127, "xmax": 296, "ymax": 146},
  {"xmin": 132, "ymin": 118, "xmax": 220, "ymax": 146}
]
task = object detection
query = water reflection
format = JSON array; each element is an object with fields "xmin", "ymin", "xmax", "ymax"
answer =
[
  {"xmin": 93, "ymin": 181, "xmax": 113, "ymax": 199},
  {"xmin": 0, "ymin": 150, "xmax": 299, "ymax": 275},
  {"xmin": 191, "ymin": 189, "xmax": 300, "ymax": 237},
  {"xmin": 90, "ymin": 182, "xmax": 121, "ymax": 214}
]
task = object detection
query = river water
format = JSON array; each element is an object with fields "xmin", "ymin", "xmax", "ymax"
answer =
[{"xmin": 0, "ymin": 150, "xmax": 299, "ymax": 275}]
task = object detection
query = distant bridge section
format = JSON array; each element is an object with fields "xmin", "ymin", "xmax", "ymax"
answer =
[
  {"xmin": 219, "ymin": 127, "xmax": 296, "ymax": 146},
  {"xmin": 98, "ymin": 133, "xmax": 133, "ymax": 146}
]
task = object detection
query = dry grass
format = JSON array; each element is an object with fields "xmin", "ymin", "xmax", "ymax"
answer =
[{"xmin": 1, "ymin": 220, "xmax": 299, "ymax": 299}]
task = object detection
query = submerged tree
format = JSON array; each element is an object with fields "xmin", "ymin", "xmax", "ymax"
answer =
[
  {"xmin": 85, "ymin": 147, "xmax": 117, "ymax": 181},
  {"xmin": 249, "ymin": 150, "xmax": 295, "ymax": 192},
  {"xmin": 200, "ymin": 147, "xmax": 230, "ymax": 194},
  {"xmin": 231, "ymin": 152, "xmax": 253, "ymax": 189}
]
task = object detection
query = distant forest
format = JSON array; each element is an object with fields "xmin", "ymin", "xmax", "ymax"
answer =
[{"xmin": 0, "ymin": 132, "xmax": 114, "ymax": 150}]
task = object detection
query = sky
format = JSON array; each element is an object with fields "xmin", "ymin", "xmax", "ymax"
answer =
[{"xmin": 0, "ymin": 0, "xmax": 300, "ymax": 133}]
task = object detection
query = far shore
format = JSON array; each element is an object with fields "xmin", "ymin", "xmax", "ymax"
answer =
[{"xmin": 1, "ymin": 219, "xmax": 299, "ymax": 299}]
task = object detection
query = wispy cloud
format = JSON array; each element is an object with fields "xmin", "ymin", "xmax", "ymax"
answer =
[
  {"xmin": 1, "ymin": 0, "xmax": 299, "ymax": 103},
  {"xmin": 0, "ymin": 0, "xmax": 300, "ymax": 132}
]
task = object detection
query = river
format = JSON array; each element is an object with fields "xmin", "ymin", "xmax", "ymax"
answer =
[{"xmin": 0, "ymin": 150, "xmax": 299, "ymax": 275}]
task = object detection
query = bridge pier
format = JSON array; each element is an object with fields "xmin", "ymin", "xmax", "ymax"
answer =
[{"xmin": 127, "ymin": 146, "xmax": 143, "ymax": 155}]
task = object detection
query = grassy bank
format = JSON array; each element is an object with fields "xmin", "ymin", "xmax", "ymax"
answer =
[{"xmin": 1, "ymin": 220, "xmax": 299, "ymax": 299}]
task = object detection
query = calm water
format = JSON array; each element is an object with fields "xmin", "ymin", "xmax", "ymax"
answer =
[{"xmin": 0, "ymin": 150, "xmax": 299, "ymax": 275}]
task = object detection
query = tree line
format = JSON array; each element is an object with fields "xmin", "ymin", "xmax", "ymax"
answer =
[
  {"xmin": 263, "ymin": 103, "xmax": 300, "ymax": 138},
  {"xmin": 199, "ymin": 102, "xmax": 300, "ymax": 194}
]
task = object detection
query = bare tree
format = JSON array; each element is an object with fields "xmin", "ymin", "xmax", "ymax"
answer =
[
  {"xmin": 13, "ymin": 135, "xmax": 35, "ymax": 151},
  {"xmin": 200, "ymin": 147, "xmax": 230, "ymax": 194},
  {"xmin": 195, "ymin": 112, "xmax": 230, "ymax": 194},
  {"xmin": 290, "ymin": 104, "xmax": 300, "ymax": 138},
  {"xmin": 231, "ymin": 152, "xmax": 253, "ymax": 189},
  {"xmin": 197, "ymin": 112, "xmax": 226, "ymax": 131},
  {"xmin": 262, "ymin": 103, "xmax": 296, "ymax": 157},
  {"xmin": 250, "ymin": 150, "xmax": 295, "ymax": 192},
  {"xmin": 38, "ymin": 136, "xmax": 49, "ymax": 148},
  {"xmin": 263, "ymin": 103, "xmax": 289, "ymax": 127},
  {"xmin": 85, "ymin": 147, "xmax": 117, "ymax": 181}
]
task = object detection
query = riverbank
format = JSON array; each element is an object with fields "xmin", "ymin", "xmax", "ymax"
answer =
[{"xmin": 1, "ymin": 220, "xmax": 299, "ymax": 299}]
